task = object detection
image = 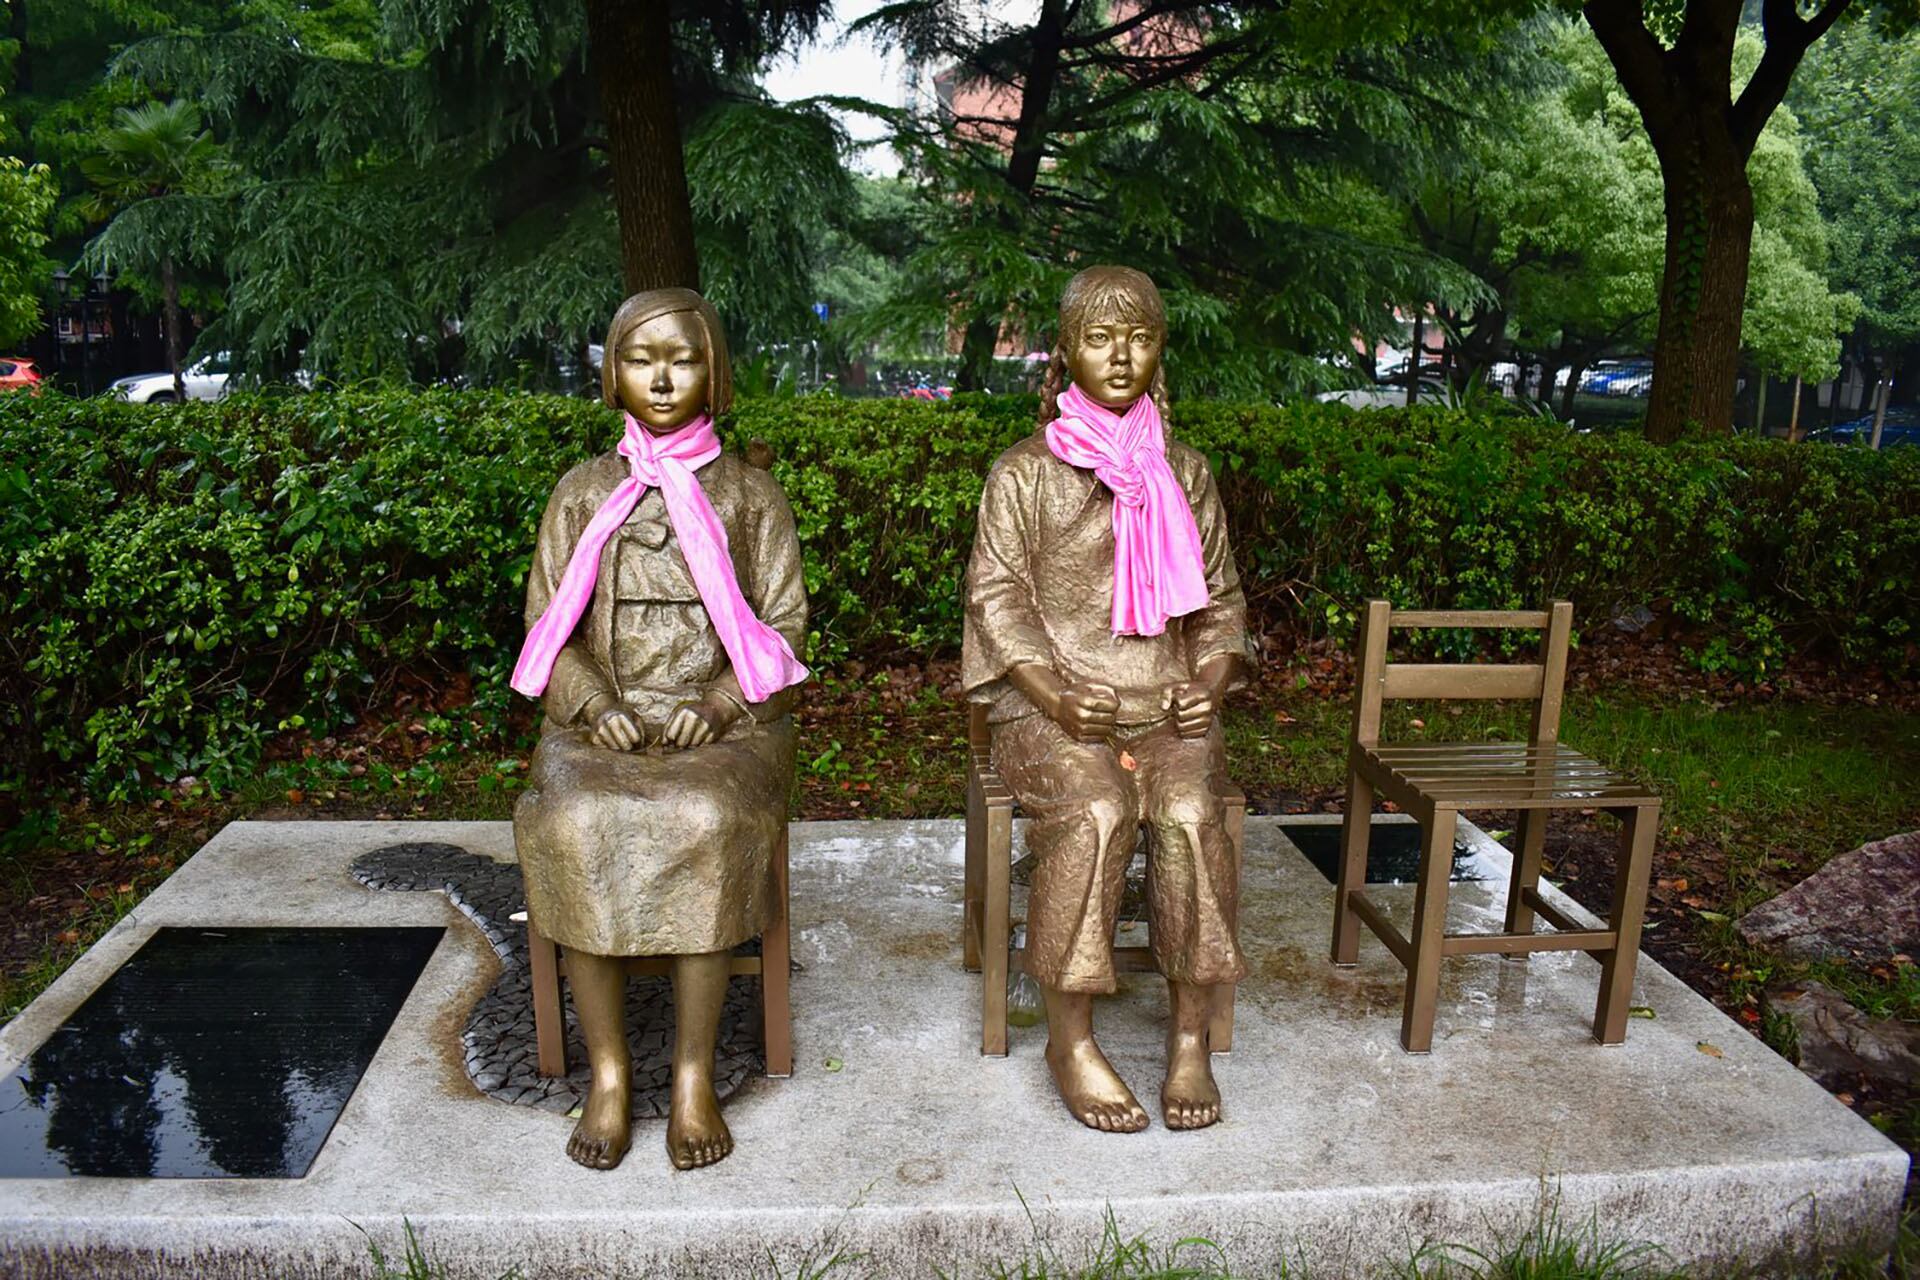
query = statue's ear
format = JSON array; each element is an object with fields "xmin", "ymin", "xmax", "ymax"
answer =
[{"xmin": 746, "ymin": 439, "xmax": 775, "ymax": 470}]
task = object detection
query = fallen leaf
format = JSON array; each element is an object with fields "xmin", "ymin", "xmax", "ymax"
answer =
[
  {"xmin": 1697, "ymin": 1041, "xmax": 1724, "ymax": 1058},
  {"xmin": 1628, "ymin": 1006, "xmax": 1656, "ymax": 1020},
  {"xmin": 1836, "ymin": 1092, "xmax": 1855, "ymax": 1106},
  {"xmin": 285, "ymin": 789, "xmax": 305, "ymax": 804},
  {"xmin": 1738, "ymin": 1008, "xmax": 1761, "ymax": 1025},
  {"xmin": 1409, "ymin": 718, "xmax": 1426, "ymax": 730},
  {"xmin": 1670, "ymin": 877, "xmax": 1690, "ymax": 893},
  {"xmin": 57, "ymin": 930, "xmax": 79, "ymax": 944},
  {"xmin": 1695, "ymin": 909, "xmax": 1730, "ymax": 923},
  {"xmin": 823, "ymin": 1057, "xmax": 844, "ymax": 1073},
  {"xmin": 116, "ymin": 883, "xmax": 133, "ymax": 894}
]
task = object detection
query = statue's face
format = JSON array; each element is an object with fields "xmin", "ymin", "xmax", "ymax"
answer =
[
  {"xmin": 614, "ymin": 311, "xmax": 711, "ymax": 433},
  {"xmin": 1066, "ymin": 311, "xmax": 1163, "ymax": 410}
]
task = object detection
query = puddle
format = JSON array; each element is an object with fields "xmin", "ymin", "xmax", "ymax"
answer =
[{"xmin": 0, "ymin": 927, "xmax": 442, "ymax": 1178}]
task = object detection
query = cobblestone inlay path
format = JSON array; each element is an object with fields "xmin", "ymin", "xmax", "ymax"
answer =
[{"xmin": 350, "ymin": 843, "xmax": 760, "ymax": 1119}]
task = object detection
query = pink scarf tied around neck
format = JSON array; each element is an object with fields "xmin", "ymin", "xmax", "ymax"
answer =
[
  {"xmin": 1045, "ymin": 382, "xmax": 1210, "ymax": 637},
  {"xmin": 510, "ymin": 413, "xmax": 810, "ymax": 705}
]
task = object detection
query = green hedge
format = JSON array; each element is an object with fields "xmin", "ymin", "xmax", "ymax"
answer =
[{"xmin": 2, "ymin": 389, "xmax": 1915, "ymax": 800}]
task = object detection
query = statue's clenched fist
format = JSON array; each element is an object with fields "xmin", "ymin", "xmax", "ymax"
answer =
[{"xmin": 1049, "ymin": 680, "xmax": 1120, "ymax": 743}]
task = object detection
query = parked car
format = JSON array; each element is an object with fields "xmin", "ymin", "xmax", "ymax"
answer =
[
  {"xmin": 0, "ymin": 357, "xmax": 43, "ymax": 394},
  {"xmin": 108, "ymin": 353, "xmax": 233, "ymax": 403},
  {"xmin": 1804, "ymin": 406, "xmax": 1919, "ymax": 449},
  {"xmin": 1581, "ymin": 360, "xmax": 1654, "ymax": 398},
  {"xmin": 1316, "ymin": 376, "xmax": 1450, "ymax": 409}
]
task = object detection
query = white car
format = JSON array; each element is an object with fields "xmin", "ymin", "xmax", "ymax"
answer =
[{"xmin": 108, "ymin": 354, "xmax": 232, "ymax": 403}]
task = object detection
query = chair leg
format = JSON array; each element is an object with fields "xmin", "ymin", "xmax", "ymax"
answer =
[
  {"xmin": 1593, "ymin": 803, "xmax": 1658, "ymax": 1044},
  {"xmin": 1503, "ymin": 807, "xmax": 1548, "ymax": 938},
  {"xmin": 963, "ymin": 775, "xmax": 983, "ymax": 973},
  {"xmin": 1331, "ymin": 769, "xmax": 1374, "ymax": 965},
  {"xmin": 761, "ymin": 824, "xmax": 793, "ymax": 1077},
  {"xmin": 1400, "ymin": 808, "xmax": 1456, "ymax": 1054},
  {"xmin": 981, "ymin": 799, "xmax": 1012, "ymax": 1056},
  {"xmin": 1210, "ymin": 790, "xmax": 1245, "ymax": 1053},
  {"xmin": 528, "ymin": 921, "xmax": 568, "ymax": 1078}
]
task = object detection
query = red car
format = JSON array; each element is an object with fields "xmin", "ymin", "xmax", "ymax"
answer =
[{"xmin": 0, "ymin": 357, "xmax": 44, "ymax": 394}]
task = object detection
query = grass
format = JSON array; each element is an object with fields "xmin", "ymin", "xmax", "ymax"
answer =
[{"xmin": 354, "ymin": 1201, "xmax": 1916, "ymax": 1278}]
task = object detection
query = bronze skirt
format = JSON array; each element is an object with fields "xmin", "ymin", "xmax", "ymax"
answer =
[{"xmin": 513, "ymin": 716, "xmax": 794, "ymax": 958}]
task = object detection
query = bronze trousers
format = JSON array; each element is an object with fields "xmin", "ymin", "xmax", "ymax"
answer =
[{"xmin": 990, "ymin": 713, "xmax": 1247, "ymax": 993}]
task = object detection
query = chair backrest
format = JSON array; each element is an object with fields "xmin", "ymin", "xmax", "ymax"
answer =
[
  {"xmin": 968, "ymin": 701, "xmax": 992, "ymax": 754},
  {"xmin": 1349, "ymin": 600, "xmax": 1574, "ymax": 748}
]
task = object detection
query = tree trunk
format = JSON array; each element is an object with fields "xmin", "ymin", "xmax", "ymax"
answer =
[
  {"xmin": 163, "ymin": 253, "xmax": 184, "ymax": 401},
  {"xmin": 1870, "ymin": 371, "xmax": 1892, "ymax": 449},
  {"xmin": 1407, "ymin": 313, "xmax": 1424, "ymax": 406},
  {"xmin": 1643, "ymin": 139, "xmax": 1753, "ymax": 442},
  {"xmin": 1560, "ymin": 360, "xmax": 1586, "ymax": 419},
  {"xmin": 1754, "ymin": 373, "xmax": 1768, "ymax": 436},
  {"xmin": 588, "ymin": 0, "xmax": 699, "ymax": 293},
  {"xmin": 7, "ymin": 0, "xmax": 27, "ymax": 96},
  {"xmin": 956, "ymin": 0, "xmax": 1067, "ymax": 391},
  {"xmin": 1788, "ymin": 373, "xmax": 1803, "ymax": 441},
  {"xmin": 1583, "ymin": 0, "xmax": 1856, "ymax": 442}
]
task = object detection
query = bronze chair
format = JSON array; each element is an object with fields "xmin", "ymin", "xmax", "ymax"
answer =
[
  {"xmin": 962, "ymin": 703, "xmax": 1245, "ymax": 1056},
  {"xmin": 1331, "ymin": 600, "xmax": 1660, "ymax": 1053},
  {"xmin": 527, "ymin": 825, "xmax": 792, "ymax": 1078}
]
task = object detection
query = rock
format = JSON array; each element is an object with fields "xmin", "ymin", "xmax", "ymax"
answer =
[
  {"xmin": 1768, "ymin": 981, "xmax": 1920, "ymax": 1091},
  {"xmin": 1738, "ymin": 831, "xmax": 1920, "ymax": 961}
]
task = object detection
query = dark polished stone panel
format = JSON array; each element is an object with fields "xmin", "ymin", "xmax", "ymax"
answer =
[
  {"xmin": 0, "ymin": 926, "xmax": 443, "ymax": 1179},
  {"xmin": 1283, "ymin": 820, "xmax": 1499, "ymax": 886}
]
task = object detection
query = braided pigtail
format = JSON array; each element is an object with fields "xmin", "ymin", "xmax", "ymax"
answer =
[
  {"xmin": 1149, "ymin": 364, "xmax": 1171, "ymax": 425},
  {"xmin": 1036, "ymin": 349, "xmax": 1069, "ymax": 426}
]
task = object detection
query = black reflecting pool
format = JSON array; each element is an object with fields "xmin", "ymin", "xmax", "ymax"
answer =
[
  {"xmin": 0, "ymin": 926, "xmax": 443, "ymax": 1179},
  {"xmin": 1283, "ymin": 820, "xmax": 1502, "ymax": 886}
]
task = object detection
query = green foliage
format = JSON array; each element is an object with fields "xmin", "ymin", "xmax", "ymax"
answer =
[
  {"xmin": 1793, "ymin": 20, "xmax": 1920, "ymax": 361},
  {"xmin": 3, "ymin": 389, "xmax": 1916, "ymax": 803},
  {"xmin": 1425, "ymin": 21, "xmax": 1856, "ymax": 385},
  {"xmin": 850, "ymin": 4, "xmax": 1525, "ymax": 398},
  {"xmin": 65, "ymin": 1, "xmax": 849, "ymax": 383},
  {"xmin": 0, "ymin": 147, "xmax": 54, "ymax": 346}
]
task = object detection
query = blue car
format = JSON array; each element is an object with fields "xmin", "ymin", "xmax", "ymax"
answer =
[{"xmin": 1804, "ymin": 405, "xmax": 1920, "ymax": 448}]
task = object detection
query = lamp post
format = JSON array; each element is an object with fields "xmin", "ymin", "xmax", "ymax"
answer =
[
  {"xmin": 77, "ymin": 269, "xmax": 95, "ymax": 396},
  {"xmin": 90, "ymin": 268, "xmax": 110, "ymax": 396},
  {"xmin": 50, "ymin": 268, "xmax": 69, "ymax": 390}
]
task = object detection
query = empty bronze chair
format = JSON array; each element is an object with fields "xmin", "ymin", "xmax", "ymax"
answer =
[{"xmin": 1331, "ymin": 600, "xmax": 1661, "ymax": 1052}]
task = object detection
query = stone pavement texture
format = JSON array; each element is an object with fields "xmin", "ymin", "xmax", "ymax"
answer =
[{"xmin": 0, "ymin": 816, "xmax": 1907, "ymax": 1278}]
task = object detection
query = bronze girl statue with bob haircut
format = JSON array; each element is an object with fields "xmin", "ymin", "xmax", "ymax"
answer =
[{"xmin": 512, "ymin": 288, "xmax": 809, "ymax": 1170}]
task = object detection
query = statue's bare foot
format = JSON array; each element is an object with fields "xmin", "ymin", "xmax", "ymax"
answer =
[
  {"xmin": 566, "ymin": 1077, "xmax": 632, "ymax": 1170},
  {"xmin": 1045, "ymin": 1035, "xmax": 1149, "ymax": 1132},
  {"xmin": 666, "ymin": 1070, "xmax": 733, "ymax": 1170},
  {"xmin": 1161, "ymin": 1029, "xmax": 1221, "ymax": 1130}
]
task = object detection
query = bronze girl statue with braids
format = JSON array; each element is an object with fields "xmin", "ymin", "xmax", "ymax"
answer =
[{"xmin": 962, "ymin": 265, "xmax": 1255, "ymax": 1132}]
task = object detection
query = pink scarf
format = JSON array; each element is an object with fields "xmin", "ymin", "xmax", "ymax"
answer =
[
  {"xmin": 1045, "ymin": 383, "xmax": 1210, "ymax": 637},
  {"xmin": 510, "ymin": 413, "xmax": 809, "ymax": 704}
]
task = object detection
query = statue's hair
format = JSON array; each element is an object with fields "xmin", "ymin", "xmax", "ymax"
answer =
[
  {"xmin": 1037, "ymin": 265, "xmax": 1171, "ymax": 426},
  {"xmin": 601, "ymin": 287, "xmax": 733, "ymax": 417}
]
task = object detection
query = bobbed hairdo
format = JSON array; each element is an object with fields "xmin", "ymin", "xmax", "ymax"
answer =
[
  {"xmin": 1037, "ymin": 265, "xmax": 1171, "ymax": 426},
  {"xmin": 601, "ymin": 287, "xmax": 733, "ymax": 418}
]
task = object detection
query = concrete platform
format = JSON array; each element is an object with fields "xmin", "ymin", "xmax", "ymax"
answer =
[{"xmin": 0, "ymin": 817, "xmax": 1906, "ymax": 1278}]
